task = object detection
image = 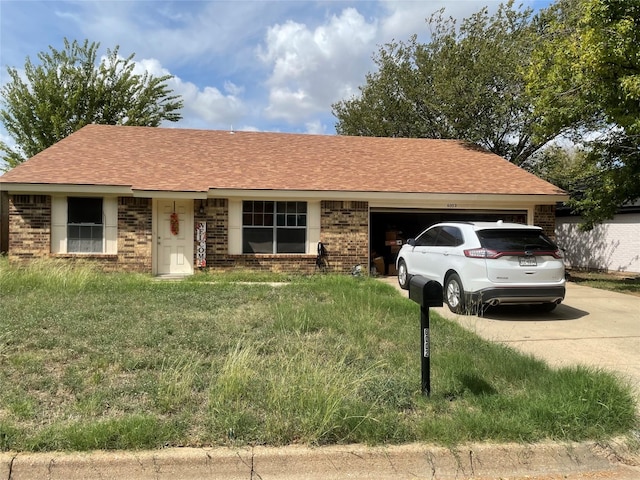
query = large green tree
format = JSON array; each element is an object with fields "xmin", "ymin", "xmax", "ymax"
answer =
[
  {"xmin": 332, "ymin": 1, "xmax": 547, "ymax": 166},
  {"xmin": 527, "ymin": 0, "xmax": 640, "ymax": 228},
  {"xmin": 0, "ymin": 39, "xmax": 183, "ymax": 168}
]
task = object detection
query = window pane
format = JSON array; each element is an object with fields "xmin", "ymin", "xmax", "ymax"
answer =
[
  {"xmin": 243, "ymin": 202, "xmax": 276, "ymax": 227},
  {"xmin": 68, "ymin": 197, "xmax": 102, "ymax": 224},
  {"xmin": 276, "ymin": 213, "xmax": 285, "ymax": 226},
  {"xmin": 67, "ymin": 198, "xmax": 103, "ymax": 253},
  {"xmin": 68, "ymin": 225, "xmax": 80, "ymax": 239},
  {"xmin": 436, "ymin": 226, "xmax": 462, "ymax": 247},
  {"xmin": 243, "ymin": 228, "xmax": 273, "ymax": 253},
  {"xmin": 477, "ymin": 229, "xmax": 557, "ymax": 251},
  {"xmin": 416, "ymin": 227, "xmax": 438, "ymax": 247},
  {"xmin": 68, "ymin": 225, "xmax": 103, "ymax": 253},
  {"xmin": 277, "ymin": 228, "xmax": 305, "ymax": 253}
]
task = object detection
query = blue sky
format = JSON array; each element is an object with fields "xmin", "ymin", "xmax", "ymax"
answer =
[{"xmin": 0, "ymin": 0, "xmax": 554, "ymax": 150}]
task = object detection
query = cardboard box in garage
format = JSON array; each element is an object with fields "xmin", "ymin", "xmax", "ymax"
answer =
[{"xmin": 373, "ymin": 257, "xmax": 385, "ymax": 275}]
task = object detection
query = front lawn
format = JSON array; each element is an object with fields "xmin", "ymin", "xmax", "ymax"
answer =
[
  {"xmin": 0, "ymin": 259, "xmax": 636, "ymax": 451},
  {"xmin": 567, "ymin": 270, "xmax": 640, "ymax": 297}
]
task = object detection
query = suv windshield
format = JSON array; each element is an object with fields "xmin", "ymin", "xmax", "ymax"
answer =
[{"xmin": 477, "ymin": 229, "xmax": 557, "ymax": 252}]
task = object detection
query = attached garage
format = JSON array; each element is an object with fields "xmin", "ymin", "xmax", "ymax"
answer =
[{"xmin": 370, "ymin": 208, "xmax": 527, "ymax": 275}]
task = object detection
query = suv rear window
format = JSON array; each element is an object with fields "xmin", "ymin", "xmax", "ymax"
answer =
[{"xmin": 477, "ymin": 229, "xmax": 557, "ymax": 252}]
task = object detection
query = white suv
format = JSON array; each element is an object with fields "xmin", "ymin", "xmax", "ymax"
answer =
[{"xmin": 396, "ymin": 221, "xmax": 566, "ymax": 314}]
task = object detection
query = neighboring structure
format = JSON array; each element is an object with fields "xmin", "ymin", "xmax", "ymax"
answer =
[
  {"xmin": 556, "ymin": 203, "xmax": 640, "ymax": 274},
  {"xmin": 0, "ymin": 125, "xmax": 567, "ymax": 276}
]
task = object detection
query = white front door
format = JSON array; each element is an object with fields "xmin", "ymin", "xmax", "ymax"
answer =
[{"xmin": 156, "ymin": 199, "xmax": 194, "ymax": 276}]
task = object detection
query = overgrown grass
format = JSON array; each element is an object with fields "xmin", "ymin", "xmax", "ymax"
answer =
[
  {"xmin": 568, "ymin": 270, "xmax": 640, "ymax": 297},
  {"xmin": 0, "ymin": 258, "xmax": 637, "ymax": 451}
]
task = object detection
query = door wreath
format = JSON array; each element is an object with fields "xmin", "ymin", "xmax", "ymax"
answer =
[{"xmin": 170, "ymin": 212, "xmax": 179, "ymax": 235}]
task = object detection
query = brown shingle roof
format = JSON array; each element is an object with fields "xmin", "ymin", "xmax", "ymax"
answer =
[{"xmin": 0, "ymin": 124, "xmax": 565, "ymax": 196}]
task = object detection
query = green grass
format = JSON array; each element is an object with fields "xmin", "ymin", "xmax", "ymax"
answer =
[
  {"xmin": 0, "ymin": 258, "xmax": 637, "ymax": 451},
  {"xmin": 568, "ymin": 270, "xmax": 640, "ymax": 297}
]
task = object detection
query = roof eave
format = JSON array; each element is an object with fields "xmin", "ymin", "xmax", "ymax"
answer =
[
  {"xmin": 0, "ymin": 183, "xmax": 134, "ymax": 195},
  {"xmin": 209, "ymin": 188, "xmax": 569, "ymax": 204},
  {"xmin": 0, "ymin": 183, "xmax": 569, "ymax": 205}
]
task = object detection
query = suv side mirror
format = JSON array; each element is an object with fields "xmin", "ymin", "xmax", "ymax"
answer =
[{"xmin": 406, "ymin": 238, "xmax": 416, "ymax": 247}]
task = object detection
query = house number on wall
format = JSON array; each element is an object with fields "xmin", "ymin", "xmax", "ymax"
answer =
[{"xmin": 447, "ymin": 203, "xmax": 458, "ymax": 208}]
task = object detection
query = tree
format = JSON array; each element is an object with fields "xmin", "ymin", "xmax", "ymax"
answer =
[
  {"xmin": 528, "ymin": 145, "xmax": 597, "ymax": 198},
  {"xmin": 526, "ymin": 0, "xmax": 640, "ymax": 229},
  {"xmin": 332, "ymin": 1, "xmax": 548, "ymax": 166},
  {"xmin": 0, "ymin": 39, "xmax": 183, "ymax": 168}
]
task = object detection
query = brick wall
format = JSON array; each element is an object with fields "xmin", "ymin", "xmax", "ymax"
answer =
[
  {"xmin": 8, "ymin": 195, "xmax": 51, "ymax": 260},
  {"xmin": 556, "ymin": 213, "xmax": 640, "ymax": 273},
  {"xmin": 193, "ymin": 199, "xmax": 369, "ymax": 274},
  {"xmin": 320, "ymin": 200, "xmax": 369, "ymax": 273},
  {"xmin": 195, "ymin": 198, "xmax": 229, "ymax": 268},
  {"xmin": 533, "ymin": 204, "xmax": 556, "ymax": 239},
  {"xmin": 7, "ymin": 195, "xmax": 153, "ymax": 272},
  {"xmin": 117, "ymin": 197, "xmax": 152, "ymax": 272},
  {"xmin": 195, "ymin": 198, "xmax": 319, "ymax": 274}
]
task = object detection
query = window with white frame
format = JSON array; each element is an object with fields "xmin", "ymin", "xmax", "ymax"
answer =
[
  {"xmin": 67, "ymin": 197, "xmax": 104, "ymax": 253},
  {"xmin": 51, "ymin": 196, "xmax": 117, "ymax": 254},
  {"xmin": 242, "ymin": 201, "xmax": 307, "ymax": 253}
]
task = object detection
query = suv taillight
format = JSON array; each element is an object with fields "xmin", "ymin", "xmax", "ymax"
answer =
[
  {"xmin": 464, "ymin": 248, "xmax": 564, "ymax": 259},
  {"xmin": 464, "ymin": 248, "xmax": 500, "ymax": 259}
]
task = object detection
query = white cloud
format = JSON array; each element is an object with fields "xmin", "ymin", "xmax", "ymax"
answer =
[
  {"xmin": 168, "ymin": 75, "xmax": 247, "ymax": 129},
  {"xmin": 100, "ymin": 55, "xmax": 248, "ymax": 130},
  {"xmin": 258, "ymin": 8, "xmax": 377, "ymax": 124},
  {"xmin": 304, "ymin": 120, "xmax": 328, "ymax": 135}
]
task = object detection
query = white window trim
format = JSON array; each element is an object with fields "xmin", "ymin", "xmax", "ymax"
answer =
[
  {"xmin": 51, "ymin": 196, "xmax": 117, "ymax": 254},
  {"xmin": 228, "ymin": 199, "xmax": 320, "ymax": 255}
]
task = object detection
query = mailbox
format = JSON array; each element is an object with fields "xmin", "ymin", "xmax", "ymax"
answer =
[
  {"xmin": 409, "ymin": 276, "xmax": 443, "ymax": 308},
  {"xmin": 408, "ymin": 276, "xmax": 442, "ymax": 397}
]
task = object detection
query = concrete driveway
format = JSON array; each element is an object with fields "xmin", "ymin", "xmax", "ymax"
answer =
[{"xmin": 381, "ymin": 278, "xmax": 640, "ymax": 398}]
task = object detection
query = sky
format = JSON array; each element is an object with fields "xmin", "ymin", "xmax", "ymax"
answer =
[{"xmin": 0, "ymin": 0, "xmax": 554, "ymax": 155}]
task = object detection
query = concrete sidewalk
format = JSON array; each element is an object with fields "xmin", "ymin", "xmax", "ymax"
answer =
[{"xmin": 2, "ymin": 439, "xmax": 639, "ymax": 479}]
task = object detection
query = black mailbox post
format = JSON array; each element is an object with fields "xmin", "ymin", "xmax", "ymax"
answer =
[{"xmin": 409, "ymin": 276, "xmax": 443, "ymax": 396}]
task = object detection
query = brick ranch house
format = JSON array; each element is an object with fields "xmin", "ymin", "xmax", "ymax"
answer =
[{"xmin": 0, "ymin": 124, "xmax": 567, "ymax": 276}]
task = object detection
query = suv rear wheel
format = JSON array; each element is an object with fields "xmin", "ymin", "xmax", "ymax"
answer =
[{"xmin": 445, "ymin": 273, "xmax": 466, "ymax": 314}]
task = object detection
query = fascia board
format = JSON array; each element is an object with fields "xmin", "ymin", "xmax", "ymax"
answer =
[
  {"xmin": 208, "ymin": 188, "xmax": 568, "ymax": 205},
  {"xmin": 0, "ymin": 183, "xmax": 133, "ymax": 195},
  {"xmin": 132, "ymin": 190, "xmax": 208, "ymax": 199}
]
